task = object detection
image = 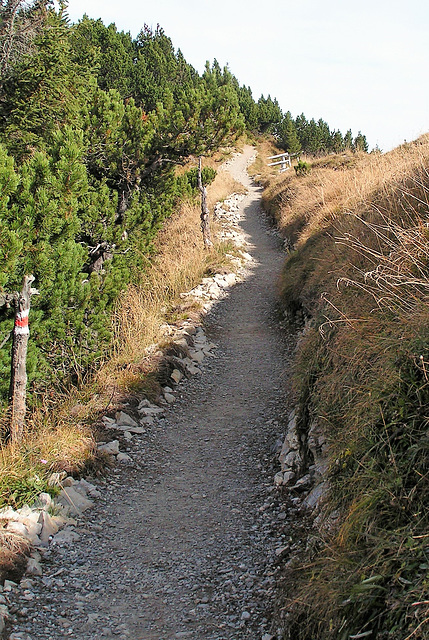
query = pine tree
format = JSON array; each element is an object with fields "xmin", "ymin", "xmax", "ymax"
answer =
[
  {"xmin": 0, "ymin": 4, "xmax": 96, "ymax": 160},
  {"xmin": 277, "ymin": 111, "xmax": 301, "ymax": 154},
  {"xmin": 354, "ymin": 131, "xmax": 368, "ymax": 152},
  {"xmin": 256, "ymin": 95, "xmax": 282, "ymax": 133}
]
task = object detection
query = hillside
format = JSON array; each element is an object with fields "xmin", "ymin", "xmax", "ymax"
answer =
[
  {"xmin": 0, "ymin": 2, "xmax": 366, "ymax": 422},
  {"xmin": 2, "ymin": 3, "xmax": 426, "ymax": 640},
  {"xmin": 255, "ymin": 137, "xmax": 429, "ymax": 639}
]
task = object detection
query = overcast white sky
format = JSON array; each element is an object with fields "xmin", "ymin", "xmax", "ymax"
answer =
[{"xmin": 65, "ymin": 0, "xmax": 429, "ymax": 152}]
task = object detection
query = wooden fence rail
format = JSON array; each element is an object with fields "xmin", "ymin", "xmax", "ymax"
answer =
[{"xmin": 267, "ymin": 152, "xmax": 300, "ymax": 173}]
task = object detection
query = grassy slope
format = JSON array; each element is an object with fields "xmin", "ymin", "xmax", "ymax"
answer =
[{"xmin": 256, "ymin": 137, "xmax": 429, "ymax": 640}]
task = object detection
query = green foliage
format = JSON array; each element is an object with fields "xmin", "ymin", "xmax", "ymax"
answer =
[
  {"xmin": 0, "ymin": 4, "xmax": 366, "ymax": 407},
  {"xmin": 277, "ymin": 111, "xmax": 301, "ymax": 155},
  {"xmin": 185, "ymin": 167, "xmax": 217, "ymax": 190},
  {"xmin": 0, "ymin": 468, "xmax": 57, "ymax": 510},
  {"xmin": 294, "ymin": 160, "xmax": 310, "ymax": 176},
  {"xmin": 256, "ymin": 94, "xmax": 282, "ymax": 133},
  {"xmin": 0, "ymin": 7, "xmax": 248, "ymax": 406}
]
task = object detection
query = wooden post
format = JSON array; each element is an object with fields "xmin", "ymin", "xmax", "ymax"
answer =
[
  {"xmin": 198, "ymin": 156, "xmax": 213, "ymax": 249},
  {"xmin": 8, "ymin": 275, "xmax": 36, "ymax": 444}
]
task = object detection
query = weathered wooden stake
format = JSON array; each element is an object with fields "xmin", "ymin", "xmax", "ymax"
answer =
[
  {"xmin": 198, "ymin": 156, "xmax": 213, "ymax": 249},
  {"xmin": 8, "ymin": 275, "xmax": 36, "ymax": 443}
]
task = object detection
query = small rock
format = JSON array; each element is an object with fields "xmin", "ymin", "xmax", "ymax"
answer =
[
  {"xmin": 117, "ymin": 453, "xmax": 132, "ymax": 463},
  {"xmin": 52, "ymin": 528, "xmax": 81, "ymax": 544},
  {"xmin": 78, "ymin": 478, "xmax": 101, "ymax": 498},
  {"xmin": 171, "ymin": 369, "xmax": 183, "ymax": 384},
  {"xmin": 38, "ymin": 511, "xmax": 59, "ymax": 543},
  {"xmin": 47, "ymin": 471, "xmax": 67, "ymax": 487},
  {"xmin": 164, "ymin": 393, "xmax": 175, "ymax": 404},
  {"xmin": 3, "ymin": 580, "xmax": 17, "ymax": 592},
  {"xmin": 186, "ymin": 364, "xmax": 201, "ymax": 375},
  {"xmin": 241, "ymin": 610, "xmax": 251, "ymax": 620},
  {"xmin": 26, "ymin": 557, "xmax": 42, "ymax": 577},
  {"xmin": 6, "ymin": 521, "xmax": 28, "ymax": 537},
  {"xmin": 116, "ymin": 411, "xmax": 138, "ymax": 428},
  {"xmin": 282, "ymin": 471, "xmax": 296, "ymax": 485},
  {"xmin": 126, "ymin": 426, "xmax": 147, "ymax": 434},
  {"xmin": 97, "ymin": 440, "xmax": 120, "ymax": 455},
  {"xmin": 138, "ymin": 407, "xmax": 164, "ymax": 416},
  {"xmin": 189, "ymin": 350, "xmax": 204, "ymax": 364},
  {"xmin": 274, "ymin": 472, "xmax": 284, "ymax": 487},
  {"xmin": 32, "ymin": 492, "xmax": 52, "ymax": 510},
  {"xmin": 57, "ymin": 487, "xmax": 94, "ymax": 515},
  {"xmin": 0, "ymin": 604, "xmax": 8, "ymax": 633},
  {"xmin": 19, "ymin": 579, "xmax": 34, "ymax": 590}
]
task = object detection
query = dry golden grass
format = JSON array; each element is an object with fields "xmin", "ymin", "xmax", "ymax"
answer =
[
  {"xmin": 267, "ymin": 136, "xmax": 429, "ymax": 640},
  {"xmin": 0, "ymin": 526, "xmax": 30, "ymax": 582},
  {"xmin": 99, "ymin": 164, "xmax": 245, "ymax": 392},
  {"xmin": 264, "ymin": 135, "xmax": 429, "ymax": 249},
  {"xmin": 247, "ymin": 138, "xmax": 284, "ymax": 185}
]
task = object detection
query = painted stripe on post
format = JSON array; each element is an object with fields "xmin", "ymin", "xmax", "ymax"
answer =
[{"xmin": 14, "ymin": 308, "xmax": 30, "ymax": 335}]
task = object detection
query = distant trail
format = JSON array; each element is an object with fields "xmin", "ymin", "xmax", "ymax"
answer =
[{"xmin": 9, "ymin": 146, "xmax": 295, "ymax": 640}]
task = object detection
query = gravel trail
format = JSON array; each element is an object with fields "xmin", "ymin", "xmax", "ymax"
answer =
[{"xmin": 7, "ymin": 147, "xmax": 294, "ymax": 640}]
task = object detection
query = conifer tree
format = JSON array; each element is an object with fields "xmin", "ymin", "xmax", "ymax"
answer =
[{"xmin": 277, "ymin": 111, "xmax": 301, "ymax": 154}]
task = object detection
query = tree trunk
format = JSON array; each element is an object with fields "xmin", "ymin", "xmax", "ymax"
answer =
[
  {"xmin": 8, "ymin": 275, "xmax": 35, "ymax": 444},
  {"xmin": 198, "ymin": 156, "xmax": 213, "ymax": 249}
]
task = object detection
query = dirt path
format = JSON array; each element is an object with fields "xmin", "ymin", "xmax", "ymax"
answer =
[{"xmin": 8, "ymin": 147, "xmax": 294, "ymax": 640}]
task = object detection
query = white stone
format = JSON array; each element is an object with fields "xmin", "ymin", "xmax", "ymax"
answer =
[
  {"xmin": 47, "ymin": 471, "xmax": 67, "ymax": 487},
  {"xmin": 32, "ymin": 492, "xmax": 52, "ymax": 511},
  {"xmin": 97, "ymin": 440, "xmax": 120, "ymax": 455},
  {"xmin": 116, "ymin": 411, "xmax": 138, "ymax": 428},
  {"xmin": 38, "ymin": 511, "xmax": 59, "ymax": 543},
  {"xmin": 117, "ymin": 453, "xmax": 132, "ymax": 463},
  {"xmin": 138, "ymin": 406, "xmax": 164, "ymax": 416},
  {"xmin": 189, "ymin": 350, "xmax": 204, "ymax": 364},
  {"xmin": 171, "ymin": 369, "xmax": 183, "ymax": 384},
  {"xmin": 274, "ymin": 472, "xmax": 284, "ymax": 487},
  {"xmin": 26, "ymin": 557, "xmax": 42, "ymax": 577},
  {"xmin": 52, "ymin": 528, "xmax": 81, "ymax": 544},
  {"xmin": 164, "ymin": 393, "xmax": 175, "ymax": 404},
  {"xmin": 6, "ymin": 521, "xmax": 28, "ymax": 537},
  {"xmin": 57, "ymin": 487, "xmax": 94, "ymax": 515}
]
